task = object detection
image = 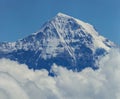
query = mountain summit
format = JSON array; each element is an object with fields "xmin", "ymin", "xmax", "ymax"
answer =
[{"xmin": 0, "ymin": 13, "xmax": 114, "ymax": 71}]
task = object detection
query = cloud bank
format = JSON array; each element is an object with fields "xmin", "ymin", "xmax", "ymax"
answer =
[{"xmin": 0, "ymin": 48, "xmax": 120, "ymax": 99}]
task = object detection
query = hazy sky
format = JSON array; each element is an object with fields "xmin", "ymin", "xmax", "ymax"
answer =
[{"xmin": 0, "ymin": 0, "xmax": 119, "ymax": 44}]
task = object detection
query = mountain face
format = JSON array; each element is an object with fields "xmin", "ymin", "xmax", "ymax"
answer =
[{"xmin": 0, "ymin": 13, "xmax": 114, "ymax": 71}]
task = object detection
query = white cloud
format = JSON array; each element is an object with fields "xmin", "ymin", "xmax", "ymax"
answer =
[{"xmin": 0, "ymin": 48, "xmax": 120, "ymax": 99}]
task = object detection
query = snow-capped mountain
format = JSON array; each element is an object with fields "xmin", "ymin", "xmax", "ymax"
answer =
[{"xmin": 0, "ymin": 13, "xmax": 114, "ymax": 71}]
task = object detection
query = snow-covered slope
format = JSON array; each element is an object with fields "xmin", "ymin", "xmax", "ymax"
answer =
[{"xmin": 0, "ymin": 13, "xmax": 114, "ymax": 71}]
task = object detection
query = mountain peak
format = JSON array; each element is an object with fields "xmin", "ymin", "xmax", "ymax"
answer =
[
  {"xmin": 54, "ymin": 13, "xmax": 98, "ymax": 36},
  {"xmin": 56, "ymin": 12, "xmax": 71, "ymax": 18},
  {"xmin": 0, "ymin": 13, "xmax": 114, "ymax": 71}
]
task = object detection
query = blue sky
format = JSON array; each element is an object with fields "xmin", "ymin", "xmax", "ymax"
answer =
[{"xmin": 0, "ymin": 0, "xmax": 119, "ymax": 44}]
